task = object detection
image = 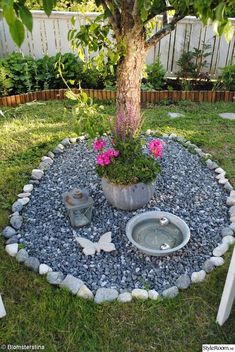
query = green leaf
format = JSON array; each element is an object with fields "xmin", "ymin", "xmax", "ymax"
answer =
[
  {"xmin": 77, "ymin": 47, "xmax": 85, "ymax": 62},
  {"xmin": 71, "ymin": 16, "xmax": 75, "ymax": 26},
  {"xmin": 223, "ymin": 21, "xmax": 234, "ymax": 42},
  {"xmin": 3, "ymin": 6, "xmax": 16, "ymax": 26},
  {"xmin": 42, "ymin": 0, "xmax": 54, "ymax": 16},
  {"xmin": 65, "ymin": 90, "xmax": 78, "ymax": 100},
  {"xmin": 9, "ymin": 19, "xmax": 25, "ymax": 47},
  {"xmin": 140, "ymin": 7, "xmax": 148, "ymax": 22},
  {"xmin": 19, "ymin": 6, "xmax": 33, "ymax": 32},
  {"xmin": 216, "ymin": 3, "xmax": 225, "ymax": 22}
]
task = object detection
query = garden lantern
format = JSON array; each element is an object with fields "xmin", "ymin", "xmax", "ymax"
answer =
[{"xmin": 63, "ymin": 188, "xmax": 94, "ymax": 228}]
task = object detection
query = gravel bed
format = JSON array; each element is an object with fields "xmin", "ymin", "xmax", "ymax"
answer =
[{"xmin": 19, "ymin": 137, "xmax": 229, "ymax": 293}]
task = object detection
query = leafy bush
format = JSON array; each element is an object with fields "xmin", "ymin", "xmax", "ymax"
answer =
[
  {"xmin": 0, "ymin": 63, "xmax": 13, "ymax": 96},
  {"xmin": 177, "ymin": 51, "xmax": 197, "ymax": 79},
  {"xmin": 141, "ymin": 82, "xmax": 156, "ymax": 91},
  {"xmin": 220, "ymin": 64, "xmax": 235, "ymax": 91},
  {"xmin": 0, "ymin": 52, "xmax": 105, "ymax": 96},
  {"xmin": 177, "ymin": 43, "xmax": 211, "ymax": 89},
  {"xmin": 0, "ymin": 52, "xmax": 37, "ymax": 94},
  {"xmin": 25, "ymin": 0, "xmax": 100, "ymax": 12},
  {"xmin": 65, "ymin": 87, "xmax": 108, "ymax": 139},
  {"xmin": 34, "ymin": 55, "xmax": 55, "ymax": 90},
  {"xmin": 96, "ymin": 138, "xmax": 160, "ymax": 185},
  {"xmin": 145, "ymin": 59, "xmax": 166, "ymax": 90}
]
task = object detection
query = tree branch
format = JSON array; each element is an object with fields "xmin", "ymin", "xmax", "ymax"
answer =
[
  {"xmin": 145, "ymin": 13, "xmax": 184, "ymax": 49},
  {"xmin": 100, "ymin": 0, "xmax": 121, "ymax": 35},
  {"xmin": 144, "ymin": 6, "xmax": 175, "ymax": 24},
  {"xmin": 162, "ymin": 11, "xmax": 168, "ymax": 27}
]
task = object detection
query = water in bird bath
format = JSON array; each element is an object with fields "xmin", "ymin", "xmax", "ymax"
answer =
[{"xmin": 132, "ymin": 218, "xmax": 184, "ymax": 251}]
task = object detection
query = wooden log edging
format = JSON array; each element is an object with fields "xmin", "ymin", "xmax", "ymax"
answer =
[{"xmin": 0, "ymin": 89, "xmax": 234, "ymax": 107}]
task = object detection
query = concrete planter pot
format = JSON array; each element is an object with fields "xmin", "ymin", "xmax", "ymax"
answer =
[{"xmin": 101, "ymin": 178, "xmax": 155, "ymax": 211}]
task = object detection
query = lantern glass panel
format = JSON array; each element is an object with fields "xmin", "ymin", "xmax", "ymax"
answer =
[{"xmin": 63, "ymin": 189, "xmax": 94, "ymax": 228}]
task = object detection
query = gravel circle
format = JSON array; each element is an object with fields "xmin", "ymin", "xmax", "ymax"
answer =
[{"xmin": 19, "ymin": 138, "xmax": 229, "ymax": 293}]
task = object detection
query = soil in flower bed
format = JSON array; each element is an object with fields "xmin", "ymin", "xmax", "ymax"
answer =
[{"xmin": 19, "ymin": 138, "xmax": 229, "ymax": 293}]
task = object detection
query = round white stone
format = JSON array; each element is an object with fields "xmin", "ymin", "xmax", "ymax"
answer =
[
  {"xmin": 216, "ymin": 173, "xmax": 226, "ymax": 180},
  {"xmin": 48, "ymin": 151, "xmax": 54, "ymax": 159},
  {"xmin": 213, "ymin": 243, "xmax": 229, "ymax": 257},
  {"xmin": 229, "ymin": 223, "xmax": 235, "ymax": 232},
  {"xmin": 41, "ymin": 156, "xmax": 53, "ymax": 165},
  {"xmin": 230, "ymin": 190, "xmax": 235, "ymax": 197},
  {"xmin": 94, "ymin": 288, "xmax": 118, "ymax": 303},
  {"xmin": 227, "ymin": 197, "xmax": 235, "ymax": 206},
  {"xmin": 77, "ymin": 136, "xmax": 86, "ymax": 141},
  {"xmin": 210, "ymin": 257, "xmax": 224, "ymax": 266},
  {"xmin": 162, "ymin": 286, "xmax": 179, "ymax": 299},
  {"xmin": 23, "ymin": 184, "xmax": 33, "ymax": 193},
  {"xmin": 60, "ymin": 274, "xmax": 84, "ymax": 294},
  {"xmin": 132, "ymin": 289, "xmax": 148, "ymax": 300},
  {"xmin": 77, "ymin": 285, "xmax": 94, "ymax": 300},
  {"xmin": 229, "ymin": 205, "xmax": 235, "ymax": 214},
  {"xmin": 18, "ymin": 197, "xmax": 30, "ymax": 206},
  {"xmin": 148, "ymin": 290, "xmax": 160, "ymax": 300},
  {"xmin": 219, "ymin": 112, "xmax": 235, "ymax": 120},
  {"xmin": 31, "ymin": 169, "xmax": 44, "ymax": 180},
  {"xmin": 0, "ymin": 294, "xmax": 6, "ymax": 318},
  {"xmin": 215, "ymin": 167, "xmax": 225, "ymax": 174},
  {"xmin": 222, "ymin": 236, "xmax": 235, "ymax": 246},
  {"xmin": 191, "ymin": 270, "xmax": 206, "ymax": 283},
  {"xmin": 224, "ymin": 182, "xmax": 233, "ymax": 192},
  {"xmin": 146, "ymin": 129, "xmax": 152, "ymax": 136},
  {"xmin": 218, "ymin": 178, "xmax": 228, "ymax": 185},
  {"xmin": 5, "ymin": 243, "xmax": 18, "ymax": 257},
  {"xmin": 18, "ymin": 192, "xmax": 31, "ymax": 198},
  {"xmin": 117, "ymin": 292, "xmax": 132, "ymax": 303},
  {"xmin": 39, "ymin": 264, "xmax": 52, "ymax": 275},
  {"xmin": 230, "ymin": 216, "xmax": 235, "ymax": 223}
]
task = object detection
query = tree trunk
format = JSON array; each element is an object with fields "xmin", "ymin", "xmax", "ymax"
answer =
[{"xmin": 115, "ymin": 31, "xmax": 146, "ymax": 139}]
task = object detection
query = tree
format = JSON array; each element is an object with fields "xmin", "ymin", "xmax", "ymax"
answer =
[{"xmin": 1, "ymin": 0, "xmax": 234, "ymax": 136}]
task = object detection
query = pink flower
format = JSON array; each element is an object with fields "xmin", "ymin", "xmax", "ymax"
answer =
[
  {"xmin": 148, "ymin": 139, "xmax": 163, "ymax": 158},
  {"xmin": 106, "ymin": 148, "xmax": 119, "ymax": 158},
  {"xmin": 93, "ymin": 139, "xmax": 106, "ymax": 152},
  {"xmin": 97, "ymin": 153, "xmax": 110, "ymax": 166},
  {"xmin": 96, "ymin": 148, "xmax": 119, "ymax": 167}
]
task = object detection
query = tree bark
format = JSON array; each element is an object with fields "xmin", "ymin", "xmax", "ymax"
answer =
[{"xmin": 115, "ymin": 31, "xmax": 146, "ymax": 138}]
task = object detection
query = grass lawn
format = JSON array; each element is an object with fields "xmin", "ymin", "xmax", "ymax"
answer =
[{"xmin": 0, "ymin": 100, "xmax": 235, "ymax": 352}]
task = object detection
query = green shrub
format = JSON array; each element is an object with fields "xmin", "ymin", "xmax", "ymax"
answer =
[
  {"xmin": 145, "ymin": 59, "xmax": 166, "ymax": 90},
  {"xmin": 176, "ymin": 43, "xmax": 211, "ymax": 90},
  {"xmin": 0, "ymin": 52, "xmax": 106, "ymax": 96},
  {"xmin": 65, "ymin": 87, "xmax": 108, "ymax": 139},
  {"xmin": 177, "ymin": 51, "xmax": 197, "ymax": 79},
  {"xmin": 0, "ymin": 63, "xmax": 13, "ymax": 96},
  {"xmin": 1, "ymin": 52, "xmax": 37, "ymax": 94},
  {"xmin": 35, "ymin": 55, "xmax": 56, "ymax": 90},
  {"xmin": 220, "ymin": 64, "xmax": 235, "ymax": 91},
  {"xmin": 54, "ymin": 53, "xmax": 84, "ymax": 88},
  {"xmin": 25, "ymin": 0, "xmax": 101, "ymax": 12},
  {"xmin": 141, "ymin": 82, "xmax": 156, "ymax": 91}
]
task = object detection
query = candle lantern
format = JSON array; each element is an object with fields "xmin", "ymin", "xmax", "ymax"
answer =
[{"xmin": 63, "ymin": 188, "xmax": 94, "ymax": 228}]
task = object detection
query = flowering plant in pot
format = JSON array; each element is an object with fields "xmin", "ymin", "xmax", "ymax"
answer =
[{"xmin": 93, "ymin": 104, "xmax": 163, "ymax": 211}]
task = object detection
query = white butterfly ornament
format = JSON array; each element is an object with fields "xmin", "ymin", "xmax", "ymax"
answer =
[{"xmin": 75, "ymin": 232, "xmax": 116, "ymax": 256}]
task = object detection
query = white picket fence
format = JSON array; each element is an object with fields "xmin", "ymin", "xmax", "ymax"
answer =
[{"xmin": 0, "ymin": 11, "xmax": 235, "ymax": 77}]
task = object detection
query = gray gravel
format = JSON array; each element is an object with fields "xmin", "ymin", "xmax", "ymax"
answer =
[{"xmin": 19, "ymin": 138, "xmax": 229, "ymax": 293}]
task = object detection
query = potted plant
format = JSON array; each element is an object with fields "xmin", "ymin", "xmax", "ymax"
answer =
[{"xmin": 93, "ymin": 104, "xmax": 163, "ymax": 211}]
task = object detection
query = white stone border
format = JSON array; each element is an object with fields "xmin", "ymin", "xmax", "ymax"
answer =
[{"xmin": 1, "ymin": 132, "xmax": 235, "ymax": 303}]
